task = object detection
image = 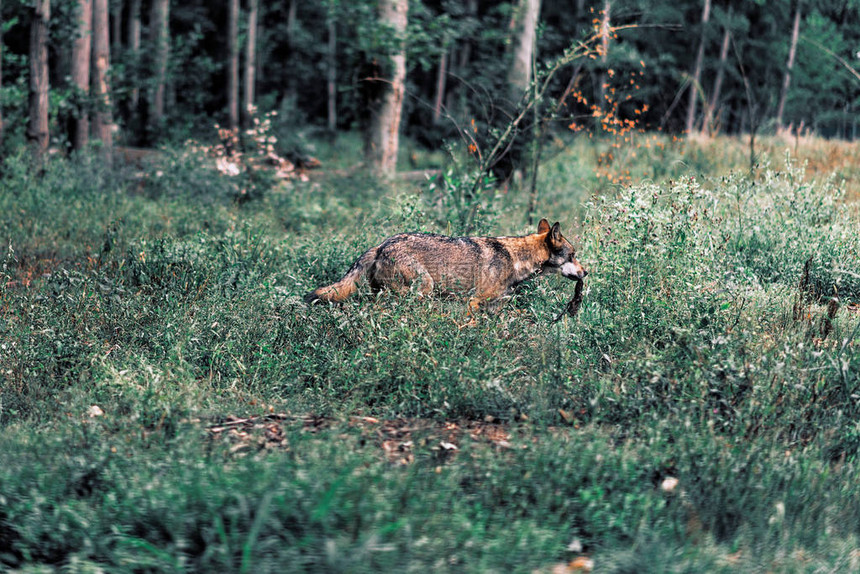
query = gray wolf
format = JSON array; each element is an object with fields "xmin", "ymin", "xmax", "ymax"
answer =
[{"xmin": 306, "ymin": 218, "xmax": 587, "ymax": 308}]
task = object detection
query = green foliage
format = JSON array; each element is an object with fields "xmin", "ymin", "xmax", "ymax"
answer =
[
  {"xmin": 1, "ymin": 136, "xmax": 860, "ymax": 570},
  {"xmin": 2, "ymin": 0, "xmax": 859, "ymax": 155},
  {"xmin": 3, "ymin": 417, "xmax": 860, "ymax": 571},
  {"xmin": 426, "ymin": 166, "xmax": 500, "ymax": 235}
]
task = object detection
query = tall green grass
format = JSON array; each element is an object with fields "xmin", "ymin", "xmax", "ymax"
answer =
[{"xmin": 1, "ymin": 135, "xmax": 859, "ymax": 571}]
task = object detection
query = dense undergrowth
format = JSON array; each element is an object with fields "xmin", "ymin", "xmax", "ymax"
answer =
[{"xmin": 1, "ymin": 135, "xmax": 859, "ymax": 571}]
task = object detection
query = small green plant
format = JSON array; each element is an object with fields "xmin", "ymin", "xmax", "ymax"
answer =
[{"xmin": 426, "ymin": 166, "xmax": 499, "ymax": 235}]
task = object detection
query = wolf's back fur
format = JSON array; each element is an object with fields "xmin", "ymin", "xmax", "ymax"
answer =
[{"xmin": 306, "ymin": 219, "xmax": 586, "ymax": 305}]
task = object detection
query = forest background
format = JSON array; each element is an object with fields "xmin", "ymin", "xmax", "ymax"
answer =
[{"xmin": 2, "ymin": 0, "xmax": 859, "ymax": 169}]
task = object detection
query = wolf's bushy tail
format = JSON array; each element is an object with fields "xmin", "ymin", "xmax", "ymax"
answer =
[{"xmin": 305, "ymin": 247, "xmax": 378, "ymax": 304}]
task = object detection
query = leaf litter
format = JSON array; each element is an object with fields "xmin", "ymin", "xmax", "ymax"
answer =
[{"xmin": 206, "ymin": 412, "xmax": 520, "ymax": 463}]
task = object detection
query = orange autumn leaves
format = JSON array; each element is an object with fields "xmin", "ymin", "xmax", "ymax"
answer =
[{"xmin": 567, "ymin": 60, "xmax": 650, "ymax": 186}]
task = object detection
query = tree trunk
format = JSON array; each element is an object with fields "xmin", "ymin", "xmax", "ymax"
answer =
[
  {"xmin": 366, "ymin": 0, "xmax": 408, "ymax": 176},
  {"xmin": 127, "ymin": 0, "xmax": 140, "ymax": 108},
  {"xmin": 111, "ymin": 0, "xmax": 122, "ymax": 51},
  {"xmin": 598, "ymin": 0, "xmax": 610, "ymax": 110},
  {"xmin": 776, "ymin": 1, "xmax": 802, "ymax": 129},
  {"xmin": 326, "ymin": 5, "xmax": 337, "ymax": 134},
  {"xmin": 432, "ymin": 49, "xmax": 447, "ymax": 124},
  {"xmin": 91, "ymin": 0, "xmax": 113, "ymax": 161},
  {"xmin": 243, "ymin": 0, "xmax": 258, "ymax": 126},
  {"xmin": 286, "ymin": 0, "xmax": 297, "ymax": 45},
  {"xmin": 148, "ymin": 0, "xmax": 169, "ymax": 130},
  {"xmin": 507, "ymin": 0, "xmax": 541, "ymax": 103},
  {"xmin": 702, "ymin": 12, "xmax": 730, "ymax": 136},
  {"xmin": 0, "ymin": 0, "xmax": 4, "ymax": 148},
  {"xmin": 445, "ymin": 0, "xmax": 476, "ymax": 115},
  {"xmin": 685, "ymin": 0, "xmax": 711, "ymax": 135},
  {"xmin": 71, "ymin": 0, "xmax": 92, "ymax": 151},
  {"xmin": 227, "ymin": 0, "xmax": 240, "ymax": 131},
  {"xmin": 28, "ymin": 0, "xmax": 51, "ymax": 158},
  {"xmin": 283, "ymin": 0, "xmax": 297, "ymax": 99}
]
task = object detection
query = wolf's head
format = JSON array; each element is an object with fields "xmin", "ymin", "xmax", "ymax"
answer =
[{"xmin": 537, "ymin": 218, "xmax": 587, "ymax": 281}]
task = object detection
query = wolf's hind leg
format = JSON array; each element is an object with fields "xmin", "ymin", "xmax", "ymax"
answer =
[{"xmin": 371, "ymin": 255, "xmax": 434, "ymax": 296}]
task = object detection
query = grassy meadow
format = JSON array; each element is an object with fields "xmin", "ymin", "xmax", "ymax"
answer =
[{"xmin": 2, "ymin": 133, "xmax": 860, "ymax": 572}]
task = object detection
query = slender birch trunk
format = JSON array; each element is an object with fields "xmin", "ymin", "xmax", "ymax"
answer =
[
  {"xmin": 227, "ymin": 0, "xmax": 240, "ymax": 131},
  {"xmin": 445, "ymin": 0, "xmax": 476, "ymax": 114},
  {"xmin": 326, "ymin": 2, "xmax": 337, "ymax": 134},
  {"xmin": 598, "ymin": 0, "xmax": 610, "ymax": 111},
  {"xmin": 127, "ymin": 0, "xmax": 140, "ymax": 108},
  {"xmin": 702, "ymin": 13, "xmax": 730, "ymax": 136},
  {"xmin": 776, "ymin": 1, "xmax": 802, "ymax": 129},
  {"xmin": 507, "ymin": 0, "xmax": 541, "ymax": 102},
  {"xmin": 111, "ymin": 0, "xmax": 122, "ymax": 52},
  {"xmin": 284, "ymin": 0, "xmax": 296, "ymax": 100},
  {"xmin": 1, "ymin": 0, "xmax": 6, "ymax": 147},
  {"xmin": 148, "ymin": 0, "xmax": 169, "ymax": 129},
  {"xmin": 28, "ymin": 0, "xmax": 51, "ymax": 158},
  {"xmin": 366, "ymin": 0, "xmax": 408, "ymax": 176},
  {"xmin": 432, "ymin": 49, "xmax": 447, "ymax": 125},
  {"xmin": 92, "ymin": 0, "xmax": 113, "ymax": 161},
  {"xmin": 685, "ymin": 0, "xmax": 711, "ymax": 135},
  {"xmin": 243, "ymin": 0, "xmax": 258, "ymax": 126},
  {"xmin": 71, "ymin": 0, "xmax": 92, "ymax": 151}
]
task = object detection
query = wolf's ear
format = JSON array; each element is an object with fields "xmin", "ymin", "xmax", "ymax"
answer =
[
  {"xmin": 551, "ymin": 222, "xmax": 562, "ymax": 242},
  {"xmin": 537, "ymin": 219, "xmax": 551, "ymax": 234}
]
